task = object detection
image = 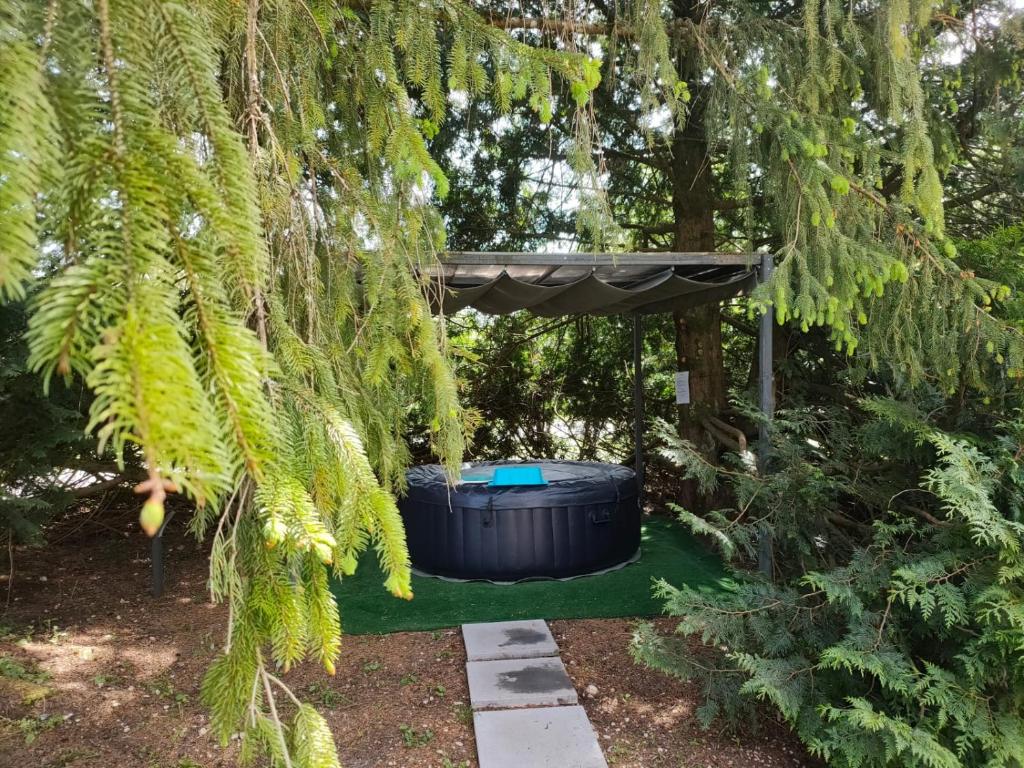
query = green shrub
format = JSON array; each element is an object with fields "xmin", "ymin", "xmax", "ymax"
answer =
[
  {"xmin": 634, "ymin": 397, "xmax": 1024, "ymax": 767},
  {"xmin": 0, "ymin": 302, "xmax": 95, "ymax": 541}
]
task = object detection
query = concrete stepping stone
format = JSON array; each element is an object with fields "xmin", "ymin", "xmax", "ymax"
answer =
[
  {"xmin": 462, "ymin": 619, "xmax": 559, "ymax": 662},
  {"xmin": 473, "ymin": 706, "xmax": 608, "ymax": 768},
  {"xmin": 466, "ymin": 656, "xmax": 578, "ymax": 710}
]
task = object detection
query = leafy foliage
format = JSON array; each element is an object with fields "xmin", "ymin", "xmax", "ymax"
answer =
[
  {"xmin": 634, "ymin": 391, "xmax": 1024, "ymax": 767},
  {"xmin": 0, "ymin": 1, "xmax": 606, "ymax": 766},
  {"xmin": 439, "ymin": 2, "xmax": 1024, "ymax": 392},
  {"xmin": 0, "ymin": 301, "xmax": 95, "ymax": 541},
  {"xmin": 2, "ymin": 2, "xmax": 1023, "ymax": 768},
  {"xmin": 448, "ymin": 312, "xmax": 649, "ymax": 461}
]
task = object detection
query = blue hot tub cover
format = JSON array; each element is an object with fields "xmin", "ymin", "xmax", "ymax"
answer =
[{"xmin": 489, "ymin": 465, "xmax": 547, "ymax": 486}]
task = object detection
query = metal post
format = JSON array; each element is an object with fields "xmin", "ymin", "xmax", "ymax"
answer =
[
  {"xmin": 151, "ymin": 509, "xmax": 177, "ymax": 597},
  {"xmin": 632, "ymin": 312, "xmax": 645, "ymax": 509},
  {"xmin": 151, "ymin": 534, "xmax": 164, "ymax": 597},
  {"xmin": 757, "ymin": 252, "xmax": 775, "ymax": 578}
]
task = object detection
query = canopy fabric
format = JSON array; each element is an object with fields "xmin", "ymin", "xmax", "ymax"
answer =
[{"xmin": 426, "ymin": 262, "xmax": 757, "ymax": 316}]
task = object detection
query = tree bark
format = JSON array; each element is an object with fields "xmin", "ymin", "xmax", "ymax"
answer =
[
  {"xmin": 667, "ymin": 1, "xmax": 724, "ymax": 450},
  {"xmin": 671, "ymin": 123, "xmax": 724, "ymax": 445},
  {"xmin": 670, "ymin": 0, "xmax": 725, "ymax": 509}
]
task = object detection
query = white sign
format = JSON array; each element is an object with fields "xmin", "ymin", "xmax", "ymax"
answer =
[{"xmin": 674, "ymin": 371, "xmax": 690, "ymax": 405}]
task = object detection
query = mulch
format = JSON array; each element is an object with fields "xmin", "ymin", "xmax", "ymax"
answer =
[{"xmin": 0, "ymin": 504, "xmax": 815, "ymax": 768}]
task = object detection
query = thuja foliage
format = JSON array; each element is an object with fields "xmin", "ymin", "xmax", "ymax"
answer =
[
  {"xmin": 0, "ymin": 1, "xmax": 611, "ymax": 765},
  {"xmin": 448, "ymin": 312, "xmax": 650, "ymax": 461},
  {"xmin": 0, "ymin": 301, "xmax": 94, "ymax": 541},
  {"xmin": 635, "ymin": 388, "xmax": 1024, "ymax": 766}
]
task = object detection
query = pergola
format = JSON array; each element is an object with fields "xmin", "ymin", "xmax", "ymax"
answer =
[
  {"xmin": 429, "ymin": 251, "xmax": 776, "ymax": 559},
  {"xmin": 150, "ymin": 250, "xmax": 776, "ymax": 595}
]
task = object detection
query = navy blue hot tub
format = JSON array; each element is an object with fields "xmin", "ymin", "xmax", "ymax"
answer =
[{"xmin": 398, "ymin": 460, "xmax": 641, "ymax": 582}]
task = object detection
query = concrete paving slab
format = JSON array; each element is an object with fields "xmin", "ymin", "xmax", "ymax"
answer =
[
  {"xmin": 467, "ymin": 656, "xmax": 578, "ymax": 710},
  {"xmin": 473, "ymin": 706, "xmax": 608, "ymax": 768},
  {"xmin": 462, "ymin": 620, "xmax": 559, "ymax": 662}
]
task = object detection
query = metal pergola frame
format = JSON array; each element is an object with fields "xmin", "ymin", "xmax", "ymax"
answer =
[
  {"xmin": 441, "ymin": 251, "xmax": 758, "ymax": 267},
  {"xmin": 441, "ymin": 251, "xmax": 775, "ymax": 531}
]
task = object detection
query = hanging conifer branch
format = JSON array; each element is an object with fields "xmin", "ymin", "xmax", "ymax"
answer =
[
  {"xmin": 473, "ymin": 0, "xmax": 1023, "ymax": 388},
  {"xmin": 4, "ymin": 2, "xmax": 1020, "ymax": 767},
  {"xmin": 0, "ymin": 1, "xmax": 611, "ymax": 765}
]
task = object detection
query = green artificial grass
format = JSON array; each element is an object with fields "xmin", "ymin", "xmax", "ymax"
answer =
[{"xmin": 330, "ymin": 517, "xmax": 730, "ymax": 635}]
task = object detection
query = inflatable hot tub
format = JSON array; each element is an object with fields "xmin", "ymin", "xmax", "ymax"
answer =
[{"xmin": 398, "ymin": 460, "xmax": 641, "ymax": 582}]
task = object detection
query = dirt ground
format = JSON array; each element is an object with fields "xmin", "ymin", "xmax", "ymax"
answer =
[{"xmin": 0, "ymin": 506, "xmax": 815, "ymax": 768}]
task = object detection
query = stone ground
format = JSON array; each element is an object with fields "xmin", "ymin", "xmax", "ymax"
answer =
[
  {"xmin": 462, "ymin": 619, "xmax": 558, "ymax": 662},
  {"xmin": 467, "ymin": 655, "xmax": 578, "ymax": 710},
  {"xmin": 474, "ymin": 706, "xmax": 606, "ymax": 768},
  {"xmin": 463, "ymin": 619, "xmax": 603, "ymax": 767},
  {"xmin": 0, "ymin": 503, "xmax": 819, "ymax": 768}
]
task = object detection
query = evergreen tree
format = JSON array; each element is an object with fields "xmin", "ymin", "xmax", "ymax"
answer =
[
  {"xmin": 0, "ymin": 300, "xmax": 99, "ymax": 541},
  {"xmin": 3, "ymin": 2, "xmax": 1023, "ymax": 767},
  {"xmin": 0, "ymin": 2, "xmax": 602, "ymax": 765},
  {"xmin": 636, "ymin": 381, "xmax": 1024, "ymax": 766},
  {"xmin": 614, "ymin": 7, "xmax": 1024, "ymax": 765},
  {"xmin": 438, "ymin": 1, "xmax": 1024, "ymax": 458}
]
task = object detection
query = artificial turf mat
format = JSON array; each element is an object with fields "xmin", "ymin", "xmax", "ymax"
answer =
[{"xmin": 330, "ymin": 517, "xmax": 730, "ymax": 635}]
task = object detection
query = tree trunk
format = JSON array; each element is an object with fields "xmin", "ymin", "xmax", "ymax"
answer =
[
  {"xmin": 670, "ymin": 0, "xmax": 725, "ymax": 509},
  {"xmin": 671, "ymin": 124, "xmax": 724, "ymax": 446}
]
